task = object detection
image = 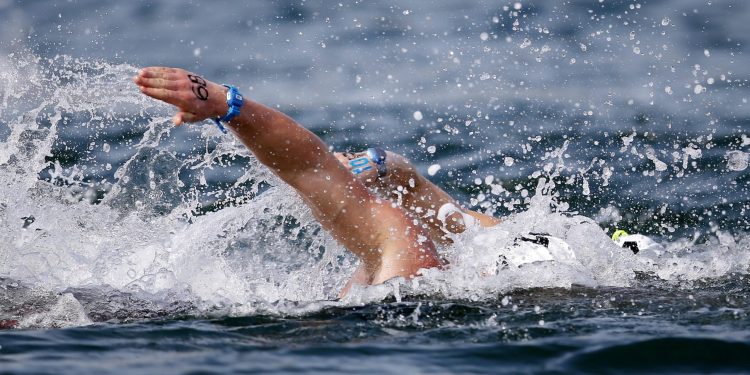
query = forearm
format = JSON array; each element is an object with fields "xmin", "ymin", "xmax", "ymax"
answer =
[
  {"xmin": 380, "ymin": 153, "xmax": 469, "ymax": 237},
  {"xmin": 224, "ymin": 100, "xmax": 329, "ymax": 183},
  {"xmin": 379, "ymin": 152, "xmax": 501, "ymax": 237},
  {"xmin": 387, "ymin": 153, "xmax": 453, "ymax": 215}
]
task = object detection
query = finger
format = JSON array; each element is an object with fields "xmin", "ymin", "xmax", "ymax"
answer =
[
  {"xmin": 138, "ymin": 67, "xmax": 182, "ymax": 79},
  {"xmin": 139, "ymin": 85, "xmax": 182, "ymax": 105},
  {"xmin": 180, "ymin": 111, "xmax": 200, "ymax": 123},
  {"xmin": 134, "ymin": 76, "xmax": 182, "ymax": 90},
  {"xmin": 173, "ymin": 111, "xmax": 200, "ymax": 125}
]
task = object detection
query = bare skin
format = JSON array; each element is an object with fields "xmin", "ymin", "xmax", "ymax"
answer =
[
  {"xmin": 133, "ymin": 67, "xmax": 442, "ymax": 297},
  {"xmin": 334, "ymin": 150, "xmax": 500, "ymax": 245}
]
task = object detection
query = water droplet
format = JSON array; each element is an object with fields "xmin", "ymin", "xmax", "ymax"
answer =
[
  {"xmin": 661, "ymin": 17, "xmax": 670, "ymax": 26},
  {"xmin": 726, "ymin": 151, "xmax": 749, "ymax": 171},
  {"xmin": 427, "ymin": 164, "xmax": 441, "ymax": 176},
  {"xmin": 413, "ymin": 111, "xmax": 423, "ymax": 121},
  {"xmin": 427, "ymin": 145, "xmax": 436, "ymax": 154}
]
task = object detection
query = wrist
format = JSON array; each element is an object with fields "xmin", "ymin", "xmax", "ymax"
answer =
[
  {"xmin": 211, "ymin": 84, "xmax": 244, "ymax": 133},
  {"xmin": 211, "ymin": 83, "xmax": 230, "ymax": 118}
]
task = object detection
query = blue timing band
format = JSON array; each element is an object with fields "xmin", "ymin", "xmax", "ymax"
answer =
[{"xmin": 212, "ymin": 84, "xmax": 244, "ymax": 134}]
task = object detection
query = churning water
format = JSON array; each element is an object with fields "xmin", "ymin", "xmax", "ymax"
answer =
[{"xmin": 1, "ymin": 0, "xmax": 749, "ymax": 373}]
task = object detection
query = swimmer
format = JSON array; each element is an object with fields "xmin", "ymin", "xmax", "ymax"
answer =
[{"xmin": 134, "ymin": 67, "xmax": 496, "ymax": 296}]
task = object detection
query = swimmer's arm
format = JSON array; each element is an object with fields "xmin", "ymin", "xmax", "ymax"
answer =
[
  {"xmin": 383, "ymin": 152, "xmax": 500, "ymax": 237},
  {"xmin": 133, "ymin": 67, "xmax": 440, "ymax": 273}
]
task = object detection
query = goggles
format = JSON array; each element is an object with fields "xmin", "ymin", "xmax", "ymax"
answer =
[{"xmin": 366, "ymin": 147, "xmax": 388, "ymax": 178}]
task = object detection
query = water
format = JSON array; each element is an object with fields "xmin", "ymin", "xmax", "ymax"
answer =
[{"xmin": 1, "ymin": 0, "xmax": 749, "ymax": 373}]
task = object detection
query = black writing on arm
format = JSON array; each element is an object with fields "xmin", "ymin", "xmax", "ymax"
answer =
[{"xmin": 188, "ymin": 74, "xmax": 209, "ymax": 100}]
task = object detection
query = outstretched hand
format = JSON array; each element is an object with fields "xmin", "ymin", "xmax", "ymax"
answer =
[{"xmin": 134, "ymin": 67, "xmax": 228, "ymax": 125}]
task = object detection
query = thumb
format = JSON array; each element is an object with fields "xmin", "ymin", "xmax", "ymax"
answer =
[{"xmin": 173, "ymin": 111, "xmax": 200, "ymax": 126}]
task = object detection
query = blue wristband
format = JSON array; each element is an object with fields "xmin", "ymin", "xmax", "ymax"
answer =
[{"xmin": 212, "ymin": 84, "xmax": 244, "ymax": 134}]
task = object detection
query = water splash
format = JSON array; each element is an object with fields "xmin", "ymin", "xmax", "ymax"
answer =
[{"xmin": 1, "ymin": 53, "xmax": 748, "ymax": 329}]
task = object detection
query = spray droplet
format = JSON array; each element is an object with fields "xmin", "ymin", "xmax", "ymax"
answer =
[
  {"xmin": 413, "ymin": 111, "xmax": 423, "ymax": 121},
  {"xmin": 726, "ymin": 151, "xmax": 749, "ymax": 171},
  {"xmin": 661, "ymin": 17, "xmax": 670, "ymax": 26},
  {"xmin": 427, "ymin": 164, "xmax": 441, "ymax": 176}
]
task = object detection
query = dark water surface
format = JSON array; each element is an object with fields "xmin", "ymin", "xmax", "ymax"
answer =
[
  {"xmin": 3, "ymin": 279, "xmax": 750, "ymax": 374},
  {"xmin": 1, "ymin": 0, "xmax": 749, "ymax": 374}
]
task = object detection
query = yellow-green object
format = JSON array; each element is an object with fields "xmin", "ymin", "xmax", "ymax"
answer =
[{"xmin": 612, "ymin": 229, "xmax": 629, "ymax": 242}]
